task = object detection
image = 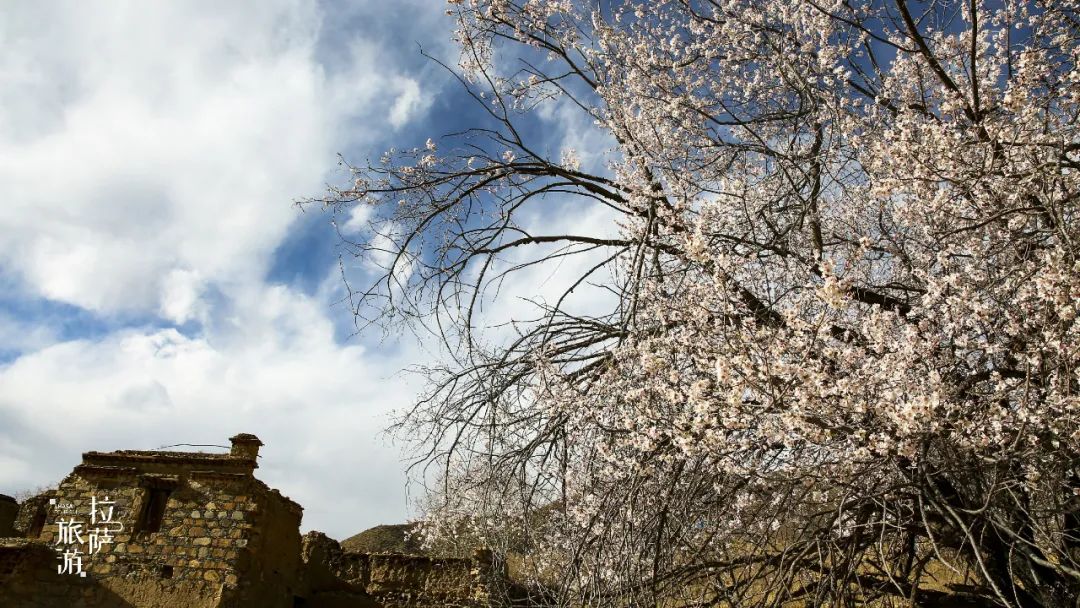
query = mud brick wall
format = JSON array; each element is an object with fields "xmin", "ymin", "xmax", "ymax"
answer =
[
  {"xmin": 298, "ymin": 532, "xmax": 506, "ymax": 608},
  {"xmin": 301, "ymin": 530, "xmax": 370, "ymax": 591},
  {"xmin": 0, "ymin": 539, "xmax": 103, "ymax": 607},
  {"xmin": 369, "ymin": 552, "xmax": 504, "ymax": 608},
  {"xmin": 367, "ymin": 553, "xmax": 474, "ymax": 597},
  {"xmin": 228, "ymin": 480, "xmax": 304, "ymax": 606}
]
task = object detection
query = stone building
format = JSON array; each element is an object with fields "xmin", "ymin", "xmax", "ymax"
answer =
[{"xmin": 0, "ymin": 434, "xmax": 507, "ymax": 607}]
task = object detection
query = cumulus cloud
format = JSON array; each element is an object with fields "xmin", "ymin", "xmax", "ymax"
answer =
[
  {"xmin": 159, "ymin": 269, "xmax": 207, "ymax": 326},
  {"xmin": 3, "ymin": 2, "xmax": 306, "ymax": 312},
  {"xmin": 0, "ymin": 0, "xmax": 617, "ymax": 540},
  {"xmin": 388, "ymin": 78, "xmax": 429, "ymax": 129},
  {"xmin": 0, "ymin": 0, "xmax": 452, "ymax": 538},
  {"xmin": 470, "ymin": 97, "xmax": 622, "ymax": 335},
  {"xmin": 340, "ymin": 204, "xmax": 373, "ymax": 234},
  {"xmin": 0, "ymin": 0, "xmax": 433, "ymax": 316},
  {"xmin": 0, "ymin": 281, "xmax": 423, "ymax": 537}
]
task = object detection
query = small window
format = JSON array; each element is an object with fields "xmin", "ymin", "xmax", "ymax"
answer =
[
  {"xmin": 136, "ymin": 488, "xmax": 171, "ymax": 533},
  {"xmin": 160, "ymin": 565, "xmax": 174, "ymax": 579}
]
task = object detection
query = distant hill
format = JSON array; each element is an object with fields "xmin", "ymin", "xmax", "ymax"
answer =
[{"xmin": 341, "ymin": 523, "xmax": 425, "ymax": 555}]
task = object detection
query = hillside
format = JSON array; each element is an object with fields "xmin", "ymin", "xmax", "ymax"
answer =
[{"xmin": 340, "ymin": 522, "xmax": 424, "ymax": 555}]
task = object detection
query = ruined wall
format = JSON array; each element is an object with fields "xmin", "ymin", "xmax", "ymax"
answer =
[
  {"xmin": 298, "ymin": 532, "xmax": 507, "ymax": 608},
  {"xmin": 14, "ymin": 465, "xmax": 286, "ymax": 607},
  {"xmin": 0, "ymin": 494, "xmax": 17, "ymax": 536},
  {"xmin": 298, "ymin": 530, "xmax": 370, "ymax": 603},
  {"xmin": 234, "ymin": 481, "xmax": 304, "ymax": 607},
  {"xmin": 27, "ymin": 470, "xmax": 231, "ymax": 606},
  {"xmin": 14, "ymin": 491, "xmax": 54, "ymax": 538},
  {"xmin": 0, "ymin": 537, "xmax": 227, "ymax": 608},
  {"xmin": 367, "ymin": 553, "xmax": 475, "ymax": 604},
  {"xmin": 42, "ymin": 468, "xmax": 242, "ymax": 585},
  {"xmin": 1, "ymin": 435, "xmax": 510, "ymax": 608},
  {"xmin": 1, "ymin": 538, "xmax": 105, "ymax": 607},
  {"xmin": 370, "ymin": 551, "xmax": 508, "ymax": 608},
  {"xmin": 3, "ymin": 493, "xmax": 506, "ymax": 608}
]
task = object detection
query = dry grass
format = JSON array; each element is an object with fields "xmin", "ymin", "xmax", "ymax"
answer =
[{"xmin": 340, "ymin": 523, "xmax": 425, "ymax": 555}]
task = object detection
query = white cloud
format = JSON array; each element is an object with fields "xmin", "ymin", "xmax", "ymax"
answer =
[
  {"xmin": 0, "ymin": 0, "xmax": 436, "ymax": 316},
  {"xmin": 0, "ymin": 0, "xmax": 620, "ymax": 540},
  {"xmin": 470, "ymin": 96, "xmax": 622, "ymax": 336},
  {"xmin": 388, "ymin": 78, "xmax": 428, "ymax": 129},
  {"xmin": 159, "ymin": 269, "xmax": 206, "ymax": 326},
  {"xmin": 0, "ymin": 1, "xmax": 454, "ymax": 538},
  {"xmin": 341, "ymin": 204, "xmax": 373, "ymax": 234},
  {"xmin": 476, "ymin": 203, "xmax": 621, "ymax": 336},
  {"xmin": 0, "ymin": 282, "xmax": 422, "ymax": 538}
]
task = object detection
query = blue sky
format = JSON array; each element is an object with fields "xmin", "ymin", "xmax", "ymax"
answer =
[
  {"xmin": 0, "ymin": 0, "xmax": 617, "ymax": 540},
  {"xmin": 0, "ymin": 0, "xmax": 455, "ymax": 539}
]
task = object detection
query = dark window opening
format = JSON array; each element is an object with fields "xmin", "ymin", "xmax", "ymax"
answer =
[
  {"xmin": 292, "ymin": 597, "xmax": 307, "ymax": 607},
  {"xmin": 136, "ymin": 488, "xmax": 171, "ymax": 533},
  {"xmin": 27, "ymin": 507, "xmax": 47, "ymax": 538},
  {"xmin": 160, "ymin": 565, "xmax": 174, "ymax": 579}
]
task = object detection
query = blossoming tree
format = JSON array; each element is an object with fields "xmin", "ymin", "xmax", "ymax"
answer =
[{"xmin": 318, "ymin": 1, "xmax": 1080, "ymax": 606}]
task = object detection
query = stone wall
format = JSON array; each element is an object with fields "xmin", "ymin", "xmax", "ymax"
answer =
[
  {"xmin": 0, "ymin": 494, "xmax": 17, "ymax": 536},
  {"xmin": 41, "ymin": 467, "xmax": 252, "ymax": 590},
  {"xmin": 2, "ymin": 496, "xmax": 508, "ymax": 608},
  {"xmin": 0, "ymin": 538, "xmax": 99, "ymax": 607},
  {"xmin": 0, "ymin": 435, "xmax": 510, "ymax": 607},
  {"xmin": 5, "ymin": 470, "xmax": 253, "ymax": 607},
  {"xmin": 15, "ymin": 490, "xmax": 54, "ymax": 538},
  {"xmin": 0, "ymin": 537, "xmax": 227, "ymax": 607},
  {"xmin": 4, "ymin": 454, "xmax": 305, "ymax": 606}
]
